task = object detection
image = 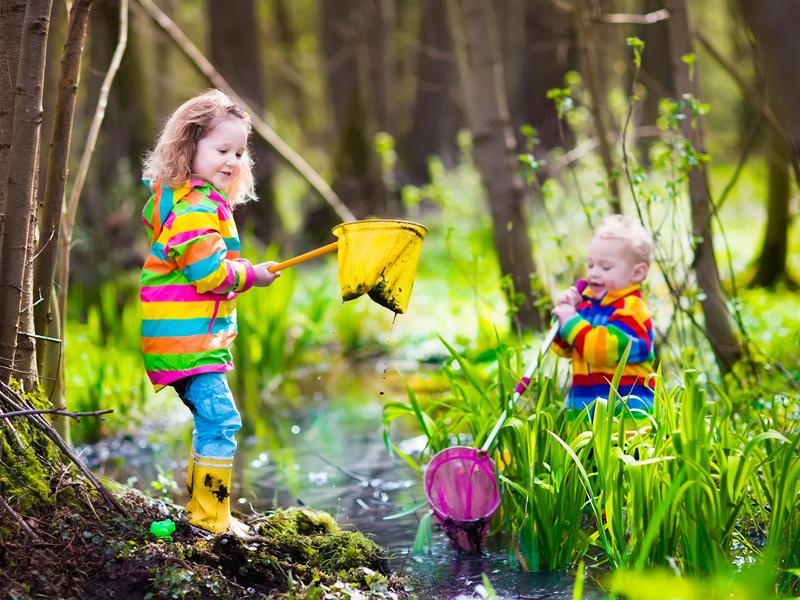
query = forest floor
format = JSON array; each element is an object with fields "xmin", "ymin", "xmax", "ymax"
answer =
[{"xmin": 0, "ymin": 476, "xmax": 409, "ymax": 599}]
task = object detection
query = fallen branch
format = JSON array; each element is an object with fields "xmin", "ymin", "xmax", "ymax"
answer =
[
  {"xmin": 0, "ymin": 493, "xmax": 39, "ymax": 540},
  {"xmin": 135, "ymin": 0, "xmax": 356, "ymax": 223},
  {"xmin": 0, "ymin": 408, "xmax": 113, "ymax": 420},
  {"xmin": 0, "ymin": 380, "xmax": 129, "ymax": 517}
]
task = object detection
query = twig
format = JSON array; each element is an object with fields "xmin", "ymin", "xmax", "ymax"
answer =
[
  {"xmin": 594, "ymin": 9, "xmax": 669, "ymax": 25},
  {"xmin": 0, "ymin": 493, "xmax": 40, "ymax": 540},
  {"xmin": 0, "ymin": 408, "xmax": 112, "ymax": 420},
  {"xmin": 135, "ymin": 0, "xmax": 355, "ymax": 222},
  {"xmin": 0, "ymin": 381, "xmax": 129, "ymax": 517}
]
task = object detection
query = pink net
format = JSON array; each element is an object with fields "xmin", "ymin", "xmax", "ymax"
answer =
[{"xmin": 423, "ymin": 446, "xmax": 500, "ymax": 552}]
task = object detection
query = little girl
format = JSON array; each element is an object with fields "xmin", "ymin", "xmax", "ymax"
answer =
[{"xmin": 140, "ymin": 89, "xmax": 280, "ymax": 535}]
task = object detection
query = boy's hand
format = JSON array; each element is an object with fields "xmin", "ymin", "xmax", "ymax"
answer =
[
  {"xmin": 552, "ymin": 303, "xmax": 577, "ymax": 326},
  {"xmin": 555, "ymin": 286, "xmax": 581, "ymax": 307},
  {"xmin": 253, "ymin": 261, "xmax": 281, "ymax": 287}
]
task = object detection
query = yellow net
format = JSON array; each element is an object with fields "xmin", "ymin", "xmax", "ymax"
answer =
[{"xmin": 332, "ymin": 219, "xmax": 427, "ymax": 314}]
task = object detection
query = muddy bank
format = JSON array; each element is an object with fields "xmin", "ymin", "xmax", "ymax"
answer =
[{"xmin": 0, "ymin": 478, "xmax": 408, "ymax": 599}]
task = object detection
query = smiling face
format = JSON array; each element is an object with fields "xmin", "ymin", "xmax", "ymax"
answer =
[
  {"xmin": 191, "ymin": 117, "xmax": 249, "ymax": 193},
  {"xmin": 586, "ymin": 236, "xmax": 649, "ymax": 297}
]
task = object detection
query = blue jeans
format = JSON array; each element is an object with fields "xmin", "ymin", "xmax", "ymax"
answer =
[{"xmin": 171, "ymin": 372, "xmax": 242, "ymax": 458}]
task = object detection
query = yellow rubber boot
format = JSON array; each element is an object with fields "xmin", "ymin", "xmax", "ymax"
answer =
[{"xmin": 185, "ymin": 455, "xmax": 235, "ymax": 534}]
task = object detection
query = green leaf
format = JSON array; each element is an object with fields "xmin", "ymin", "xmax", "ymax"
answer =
[{"xmin": 412, "ymin": 510, "xmax": 433, "ymax": 554}]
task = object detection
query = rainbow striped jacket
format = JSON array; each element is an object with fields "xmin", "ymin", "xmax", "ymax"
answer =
[
  {"xmin": 140, "ymin": 179, "xmax": 255, "ymax": 390},
  {"xmin": 552, "ymin": 284, "xmax": 655, "ymax": 413}
]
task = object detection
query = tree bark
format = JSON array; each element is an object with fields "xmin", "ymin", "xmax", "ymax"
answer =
[
  {"xmin": 575, "ymin": 0, "xmax": 621, "ymax": 213},
  {"xmin": 0, "ymin": 0, "xmax": 27, "ymax": 246},
  {"xmin": 208, "ymin": 0, "xmax": 282, "ymax": 243},
  {"xmin": 447, "ymin": 0, "xmax": 545, "ymax": 332},
  {"xmin": 311, "ymin": 0, "xmax": 388, "ymax": 236},
  {"xmin": 33, "ymin": 0, "xmax": 94, "ymax": 369},
  {"xmin": 0, "ymin": 0, "xmax": 52, "ymax": 384},
  {"xmin": 737, "ymin": 0, "xmax": 800, "ymax": 168},
  {"xmin": 665, "ymin": 0, "xmax": 741, "ymax": 372},
  {"xmin": 512, "ymin": 0, "xmax": 576, "ymax": 153},
  {"xmin": 636, "ymin": 0, "xmax": 674, "ymax": 163},
  {"xmin": 401, "ymin": 0, "xmax": 461, "ymax": 184},
  {"xmin": 750, "ymin": 129, "xmax": 791, "ymax": 288},
  {"xmin": 273, "ymin": 0, "xmax": 307, "ymax": 125}
]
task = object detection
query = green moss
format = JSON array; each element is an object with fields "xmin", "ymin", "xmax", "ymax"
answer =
[{"xmin": 0, "ymin": 381, "xmax": 61, "ymax": 512}]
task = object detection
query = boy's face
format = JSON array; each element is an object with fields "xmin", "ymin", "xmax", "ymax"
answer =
[
  {"xmin": 586, "ymin": 236, "xmax": 648, "ymax": 297},
  {"xmin": 191, "ymin": 117, "xmax": 248, "ymax": 193}
]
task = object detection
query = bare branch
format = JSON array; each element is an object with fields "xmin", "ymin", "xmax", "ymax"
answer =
[
  {"xmin": 0, "ymin": 407, "xmax": 112, "ymax": 420},
  {"xmin": 595, "ymin": 9, "xmax": 669, "ymax": 25}
]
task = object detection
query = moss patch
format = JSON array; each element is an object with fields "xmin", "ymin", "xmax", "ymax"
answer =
[{"xmin": 0, "ymin": 483, "xmax": 407, "ymax": 599}]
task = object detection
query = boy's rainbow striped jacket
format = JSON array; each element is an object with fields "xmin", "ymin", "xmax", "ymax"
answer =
[
  {"xmin": 140, "ymin": 179, "xmax": 255, "ymax": 390},
  {"xmin": 552, "ymin": 284, "xmax": 655, "ymax": 413}
]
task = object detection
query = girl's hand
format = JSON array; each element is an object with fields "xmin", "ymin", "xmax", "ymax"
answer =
[
  {"xmin": 552, "ymin": 303, "xmax": 577, "ymax": 326},
  {"xmin": 253, "ymin": 261, "xmax": 281, "ymax": 287},
  {"xmin": 555, "ymin": 286, "xmax": 581, "ymax": 307}
]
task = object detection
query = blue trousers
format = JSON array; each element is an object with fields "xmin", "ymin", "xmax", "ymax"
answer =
[{"xmin": 171, "ymin": 372, "xmax": 242, "ymax": 458}]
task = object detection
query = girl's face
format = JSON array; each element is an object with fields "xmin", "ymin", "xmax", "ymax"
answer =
[
  {"xmin": 191, "ymin": 117, "xmax": 248, "ymax": 193},
  {"xmin": 586, "ymin": 236, "xmax": 648, "ymax": 297}
]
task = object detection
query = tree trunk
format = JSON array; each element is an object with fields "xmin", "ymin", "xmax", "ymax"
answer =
[
  {"xmin": 575, "ymin": 0, "xmax": 621, "ymax": 213},
  {"xmin": 750, "ymin": 129, "xmax": 791, "ymax": 288},
  {"xmin": 273, "ymin": 0, "xmax": 307, "ymax": 125},
  {"xmin": 636, "ymin": 0, "xmax": 674, "ymax": 163},
  {"xmin": 309, "ymin": 0, "xmax": 388, "ymax": 238},
  {"xmin": 0, "ymin": 0, "xmax": 27, "ymax": 245},
  {"xmin": 401, "ymin": 0, "xmax": 461, "ymax": 184},
  {"xmin": 737, "ymin": 0, "xmax": 800, "ymax": 166},
  {"xmin": 0, "ymin": 0, "xmax": 52, "ymax": 384},
  {"xmin": 447, "ymin": 0, "xmax": 545, "ymax": 332},
  {"xmin": 665, "ymin": 0, "xmax": 741, "ymax": 372},
  {"xmin": 208, "ymin": 0, "xmax": 281, "ymax": 243},
  {"xmin": 512, "ymin": 0, "xmax": 576, "ymax": 153},
  {"xmin": 33, "ymin": 0, "xmax": 94, "ymax": 369}
]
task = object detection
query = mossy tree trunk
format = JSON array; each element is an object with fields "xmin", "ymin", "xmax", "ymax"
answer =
[{"xmin": 447, "ymin": 0, "xmax": 546, "ymax": 333}]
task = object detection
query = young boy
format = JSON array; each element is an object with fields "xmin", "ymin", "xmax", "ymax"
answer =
[{"xmin": 551, "ymin": 215, "xmax": 655, "ymax": 417}]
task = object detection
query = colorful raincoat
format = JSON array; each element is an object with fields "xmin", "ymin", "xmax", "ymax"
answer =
[
  {"xmin": 552, "ymin": 284, "xmax": 655, "ymax": 413},
  {"xmin": 140, "ymin": 179, "xmax": 255, "ymax": 390}
]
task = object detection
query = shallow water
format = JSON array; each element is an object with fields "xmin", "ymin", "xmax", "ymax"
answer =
[{"xmin": 80, "ymin": 363, "xmax": 607, "ymax": 599}]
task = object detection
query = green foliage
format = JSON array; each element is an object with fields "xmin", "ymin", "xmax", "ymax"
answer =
[{"xmin": 385, "ymin": 337, "xmax": 800, "ymax": 591}]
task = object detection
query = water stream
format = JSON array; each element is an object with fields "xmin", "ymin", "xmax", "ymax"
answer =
[{"xmin": 80, "ymin": 361, "xmax": 606, "ymax": 599}]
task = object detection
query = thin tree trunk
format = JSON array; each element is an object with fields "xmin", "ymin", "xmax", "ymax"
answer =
[
  {"xmin": 0, "ymin": 0, "xmax": 27, "ymax": 247},
  {"xmin": 401, "ymin": 0, "xmax": 461, "ymax": 184},
  {"xmin": 33, "ymin": 0, "xmax": 94, "ymax": 369},
  {"xmin": 273, "ymin": 0, "xmax": 307, "ymax": 125},
  {"xmin": 665, "ymin": 0, "xmax": 741, "ymax": 372},
  {"xmin": 575, "ymin": 0, "xmax": 621, "ymax": 213},
  {"xmin": 636, "ymin": 0, "xmax": 673, "ymax": 163},
  {"xmin": 448, "ymin": 0, "xmax": 544, "ymax": 332},
  {"xmin": 57, "ymin": 0, "xmax": 127, "ymax": 437},
  {"xmin": 513, "ymin": 0, "xmax": 576, "ymax": 153},
  {"xmin": 751, "ymin": 130, "xmax": 791, "ymax": 288},
  {"xmin": 0, "ymin": 0, "xmax": 53, "ymax": 384}
]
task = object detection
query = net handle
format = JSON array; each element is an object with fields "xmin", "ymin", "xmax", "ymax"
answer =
[{"xmin": 480, "ymin": 280, "xmax": 587, "ymax": 453}]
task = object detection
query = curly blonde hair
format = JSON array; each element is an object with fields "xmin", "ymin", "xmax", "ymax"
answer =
[
  {"xmin": 143, "ymin": 89, "xmax": 255, "ymax": 206},
  {"xmin": 594, "ymin": 214, "xmax": 654, "ymax": 265}
]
